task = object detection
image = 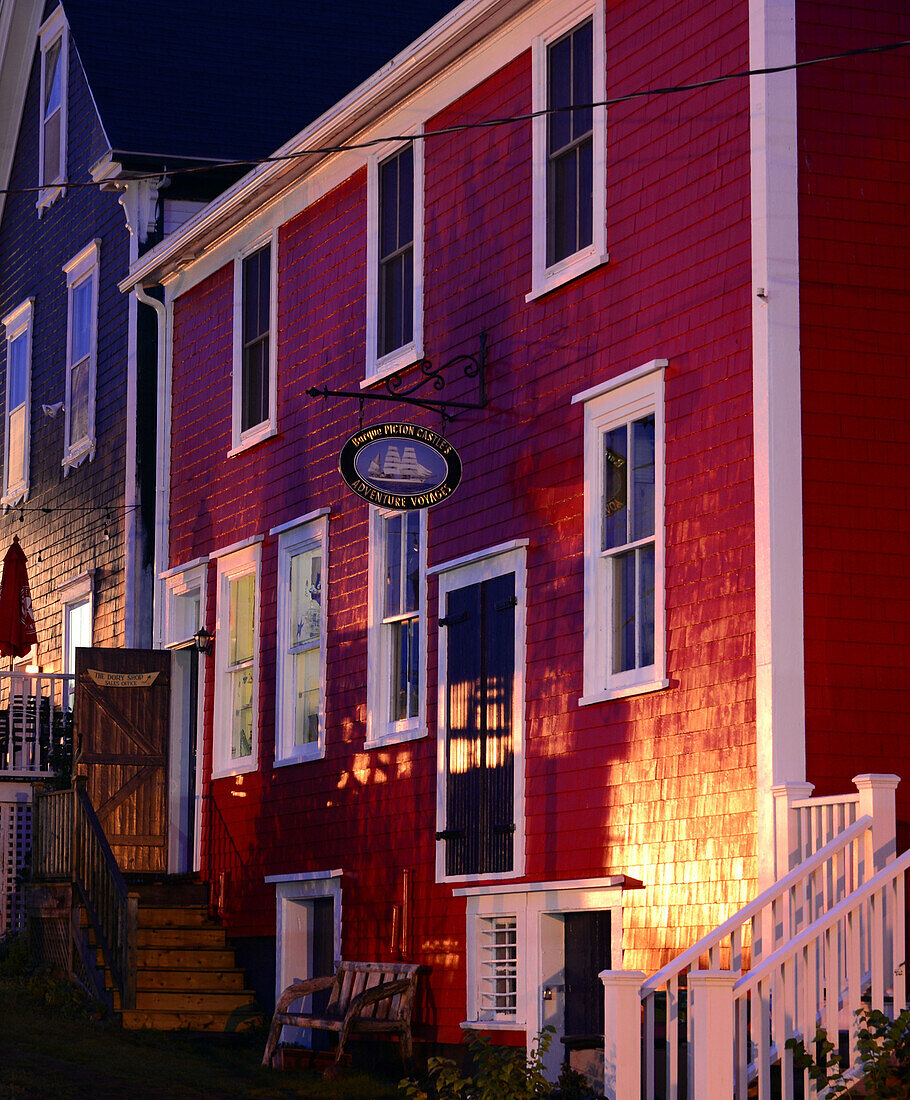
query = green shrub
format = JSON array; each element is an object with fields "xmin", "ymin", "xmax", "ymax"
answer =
[
  {"xmin": 400, "ymin": 1029, "xmax": 604, "ymax": 1100},
  {"xmin": 786, "ymin": 1007, "xmax": 910, "ymax": 1098}
]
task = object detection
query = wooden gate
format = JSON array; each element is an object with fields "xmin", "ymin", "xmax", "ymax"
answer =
[{"xmin": 74, "ymin": 648, "xmax": 170, "ymax": 873}]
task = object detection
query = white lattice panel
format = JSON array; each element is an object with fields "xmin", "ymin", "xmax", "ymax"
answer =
[{"xmin": 0, "ymin": 799, "xmax": 32, "ymax": 936}]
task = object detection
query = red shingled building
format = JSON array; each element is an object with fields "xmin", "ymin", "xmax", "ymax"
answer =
[{"xmin": 125, "ymin": 0, "xmax": 909, "ymax": 1078}]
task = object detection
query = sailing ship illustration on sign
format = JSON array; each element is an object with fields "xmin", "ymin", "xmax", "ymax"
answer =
[{"xmin": 355, "ymin": 442, "xmax": 446, "ymax": 495}]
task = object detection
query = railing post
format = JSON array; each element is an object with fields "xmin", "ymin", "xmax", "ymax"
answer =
[
  {"xmin": 689, "ymin": 971, "xmax": 737, "ymax": 1098},
  {"xmin": 772, "ymin": 781, "xmax": 815, "ymax": 879},
  {"xmin": 601, "ymin": 970, "xmax": 644, "ymax": 1100},
  {"xmin": 854, "ymin": 774, "xmax": 900, "ymax": 872},
  {"xmin": 124, "ymin": 892, "xmax": 139, "ymax": 1011}
]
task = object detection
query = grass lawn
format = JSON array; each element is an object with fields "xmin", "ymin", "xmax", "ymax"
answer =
[{"xmin": 0, "ymin": 979, "xmax": 402, "ymax": 1100}]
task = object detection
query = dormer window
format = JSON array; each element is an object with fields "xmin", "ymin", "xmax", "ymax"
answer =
[{"xmin": 38, "ymin": 8, "xmax": 68, "ymax": 210}]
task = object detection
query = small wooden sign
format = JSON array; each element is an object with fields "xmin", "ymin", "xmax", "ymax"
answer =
[
  {"xmin": 339, "ymin": 422, "xmax": 462, "ymax": 509},
  {"xmin": 87, "ymin": 669, "xmax": 160, "ymax": 688}
]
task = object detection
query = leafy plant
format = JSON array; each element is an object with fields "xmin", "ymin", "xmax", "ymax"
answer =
[
  {"xmin": 786, "ymin": 1007, "xmax": 910, "ymax": 1098},
  {"xmin": 401, "ymin": 1027, "xmax": 555, "ymax": 1100}
]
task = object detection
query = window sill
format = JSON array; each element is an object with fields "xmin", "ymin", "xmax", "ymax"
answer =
[
  {"xmin": 212, "ymin": 756, "xmax": 257, "ymax": 780},
  {"xmin": 361, "ymin": 341, "xmax": 421, "ymax": 390},
  {"xmin": 274, "ymin": 745, "xmax": 324, "ymax": 768},
  {"xmin": 364, "ymin": 725, "xmax": 427, "ymax": 750},
  {"xmin": 578, "ymin": 678, "xmax": 670, "ymax": 706},
  {"xmin": 460, "ymin": 1020, "xmax": 526, "ymax": 1031},
  {"xmin": 526, "ymin": 248, "xmax": 609, "ymax": 303},
  {"xmin": 62, "ymin": 441, "xmax": 95, "ymax": 473},
  {"xmin": 36, "ymin": 182, "xmax": 66, "ymax": 214},
  {"xmin": 1, "ymin": 486, "xmax": 28, "ymax": 509},
  {"xmin": 227, "ymin": 422, "xmax": 276, "ymax": 458}
]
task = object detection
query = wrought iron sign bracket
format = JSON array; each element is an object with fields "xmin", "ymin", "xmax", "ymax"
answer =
[{"xmin": 307, "ymin": 333, "xmax": 488, "ymax": 425}]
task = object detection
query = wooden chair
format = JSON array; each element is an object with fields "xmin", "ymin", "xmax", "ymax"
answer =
[{"xmin": 262, "ymin": 960, "xmax": 420, "ymax": 1071}]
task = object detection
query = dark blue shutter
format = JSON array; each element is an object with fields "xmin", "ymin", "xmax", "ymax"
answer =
[
  {"xmin": 482, "ymin": 573, "xmax": 514, "ymax": 874},
  {"xmin": 442, "ymin": 574, "xmax": 515, "ymax": 876},
  {"xmin": 444, "ymin": 583, "xmax": 482, "ymax": 877}
]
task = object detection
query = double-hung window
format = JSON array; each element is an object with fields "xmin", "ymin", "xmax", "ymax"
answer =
[
  {"xmin": 366, "ymin": 142, "xmax": 423, "ymax": 381},
  {"xmin": 576, "ymin": 361, "xmax": 667, "ymax": 702},
  {"xmin": 38, "ymin": 8, "xmax": 68, "ymax": 209},
  {"xmin": 2, "ymin": 299, "xmax": 33, "ymax": 506},
  {"xmin": 530, "ymin": 4, "xmax": 606, "ymax": 298},
  {"xmin": 366, "ymin": 508, "xmax": 426, "ymax": 746},
  {"xmin": 213, "ymin": 540, "xmax": 261, "ymax": 776},
  {"xmin": 231, "ymin": 235, "xmax": 277, "ymax": 453},
  {"xmin": 62, "ymin": 240, "xmax": 99, "ymax": 471},
  {"xmin": 275, "ymin": 512, "xmax": 328, "ymax": 765}
]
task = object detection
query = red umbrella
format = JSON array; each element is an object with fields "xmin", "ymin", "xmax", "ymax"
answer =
[{"xmin": 0, "ymin": 536, "xmax": 37, "ymax": 658}]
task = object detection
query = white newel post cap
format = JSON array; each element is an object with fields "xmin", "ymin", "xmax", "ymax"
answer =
[
  {"xmin": 854, "ymin": 774, "xmax": 900, "ymax": 870},
  {"xmin": 601, "ymin": 970, "xmax": 644, "ymax": 1100},
  {"xmin": 771, "ymin": 781, "xmax": 815, "ymax": 877},
  {"xmin": 689, "ymin": 970, "xmax": 737, "ymax": 1098}
]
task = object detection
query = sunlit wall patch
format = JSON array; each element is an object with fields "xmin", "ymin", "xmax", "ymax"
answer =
[{"xmin": 339, "ymin": 422, "xmax": 462, "ymax": 509}]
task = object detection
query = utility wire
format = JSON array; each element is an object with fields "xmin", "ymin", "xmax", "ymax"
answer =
[{"xmin": 0, "ymin": 38, "xmax": 907, "ymax": 197}]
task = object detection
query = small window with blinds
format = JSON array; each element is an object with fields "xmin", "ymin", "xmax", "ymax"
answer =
[
  {"xmin": 478, "ymin": 916, "xmax": 518, "ymax": 1020},
  {"xmin": 38, "ymin": 8, "xmax": 68, "ymax": 208}
]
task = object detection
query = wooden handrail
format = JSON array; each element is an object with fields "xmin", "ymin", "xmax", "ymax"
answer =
[{"xmin": 32, "ymin": 784, "xmax": 137, "ymax": 1010}]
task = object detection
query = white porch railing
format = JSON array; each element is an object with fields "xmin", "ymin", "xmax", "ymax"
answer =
[
  {"xmin": 602, "ymin": 775, "xmax": 902, "ymax": 1100},
  {"xmin": 0, "ymin": 672, "xmax": 74, "ymax": 778}
]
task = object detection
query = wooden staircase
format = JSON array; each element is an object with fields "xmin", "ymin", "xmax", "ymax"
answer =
[{"xmin": 87, "ymin": 880, "xmax": 263, "ymax": 1032}]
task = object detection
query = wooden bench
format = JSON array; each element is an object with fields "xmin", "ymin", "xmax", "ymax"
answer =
[{"xmin": 262, "ymin": 960, "xmax": 420, "ymax": 1071}]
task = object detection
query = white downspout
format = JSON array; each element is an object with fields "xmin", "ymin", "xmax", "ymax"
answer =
[{"xmin": 132, "ymin": 283, "xmax": 169, "ymax": 650}]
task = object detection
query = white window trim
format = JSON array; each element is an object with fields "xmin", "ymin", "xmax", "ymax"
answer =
[
  {"xmin": 578, "ymin": 360, "xmax": 667, "ymax": 705},
  {"xmin": 435, "ymin": 544, "xmax": 527, "ymax": 884},
  {"xmin": 230, "ymin": 231, "xmax": 278, "ymax": 456},
  {"xmin": 458, "ymin": 880, "xmax": 623, "ymax": 1054},
  {"xmin": 275, "ymin": 514, "xmax": 329, "ymax": 767},
  {"xmin": 162, "ymin": 562, "xmax": 208, "ymax": 649},
  {"xmin": 57, "ymin": 571, "xmax": 93, "ymax": 674},
  {"xmin": 212, "ymin": 542, "xmax": 261, "ymax": 778},
  {"xmin": 62, "ymin": 239, "xmax": 100, "ymax": 472},
  {"xmin": 363, "ymin": 137, "xmax": 425, "ymax": 387},
  {"xmin": 269, "ymin": 870, "xmax": 343, "ymax": 1031},
  {"xmin": 2, "ymin": 299, "xmax": 34, "ymax": 506},
  {"xmin": 37, "ymin": 6, "xmax": 68, "ymax": 212},
  {"xmin": 527, "ymin": 0, "xmax": 607, "ymax": 302},
  {"xmin": 365, "ymin": 506, "xmax": 427, "ymax": 748}
]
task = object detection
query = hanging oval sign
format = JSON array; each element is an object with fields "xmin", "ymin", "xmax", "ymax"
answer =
[{"xmin": 339, "ymin": 422, "xmax": 462, "ymax": 509}]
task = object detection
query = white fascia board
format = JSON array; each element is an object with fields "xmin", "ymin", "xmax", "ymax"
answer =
[
  {"xmin": 750, "ymin": 0, "xmax": 805, "ymax": 889},
  {"xmin": 0, "ymin": 0, "xmax": 44, "ymax": 227},
  {"xmin": 119, "ymin": 0, "xmax": 535, "ymax": 294}
]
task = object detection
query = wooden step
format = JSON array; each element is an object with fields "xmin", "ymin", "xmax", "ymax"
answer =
[
  {"xmin": 138, "ymin": 946, "xmax": 237, "ymax": 969},
  {"xmin": 137, "ymin": 967, "xmax": 246, "ymax": 992},
  {"xmin": 134, "ymin": 988, "xmax": 257, "ymax": 1012},
  {"xmin": 121, "ymin": 1005, "xmax": 264, "ymax": 1032},
  {"xmin": 137, "ymin": 906, "xmax": 215, "ymax": 929},
  {"xmin": 137, "ymin": 926, "xmax": 227, "ymax": 948}
]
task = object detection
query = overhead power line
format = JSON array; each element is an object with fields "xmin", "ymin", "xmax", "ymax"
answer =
[{"xmin": 0, "ymin": 37, "xmax": 907, "ymax": 197}]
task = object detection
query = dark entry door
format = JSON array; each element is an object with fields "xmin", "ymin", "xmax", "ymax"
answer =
[
  {"xmin": 564, "ymin": 910, "xmax": 612, "ymax": 1038},
  {"xmin": 441, "ymin": 573, "xmax": 515, "ymax": 877},
  {"xmin": 74, "ymin": 648, "xmax": 171, "ymax": 873}
]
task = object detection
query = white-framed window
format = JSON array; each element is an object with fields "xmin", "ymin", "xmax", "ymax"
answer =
[
  {"xmin": 62, "ymin": 240, "xmax": 100, "ymax": 471},
  {"xmin": 212, "ymin": 539, "xmax": 261, "ymax": 777},
  {"xmin": 230, "ymin": 233, "xmax": 277, "ymax": 455},
  {"xmin": 37, "ymin": 7, "xmax": 68, "ymax": 210},
  {"xmin": 2, "ymin": 299, "xmax": 33, "ymax": 506},
  {"xmin": 433, "ymin": 541, "xmax": 528, "ymax": 884},
  {"xmin": 456, "ymin": 877, "xmax": 623, "ymax": 1076},
  {"xmin": 364, "ymin": 140, "xmax": 424, "ymax": 384},
  {"xmin": 575, "ymin": 360, "xmax": 667, "ymax": 704},
  {"xmin": 528, "ymin": 2, "xmax": 607, "ymax": 301},
  {"xmin": 57, "ymin": 572, "xmax": 93, "ymax": 674},
  {"xmin": 366, "ymin": 507, "xmax": 426, "ymax": 747},
  {"xmin": 274, "ymin": 512, "xmax": 329, "ymax": 766}
]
